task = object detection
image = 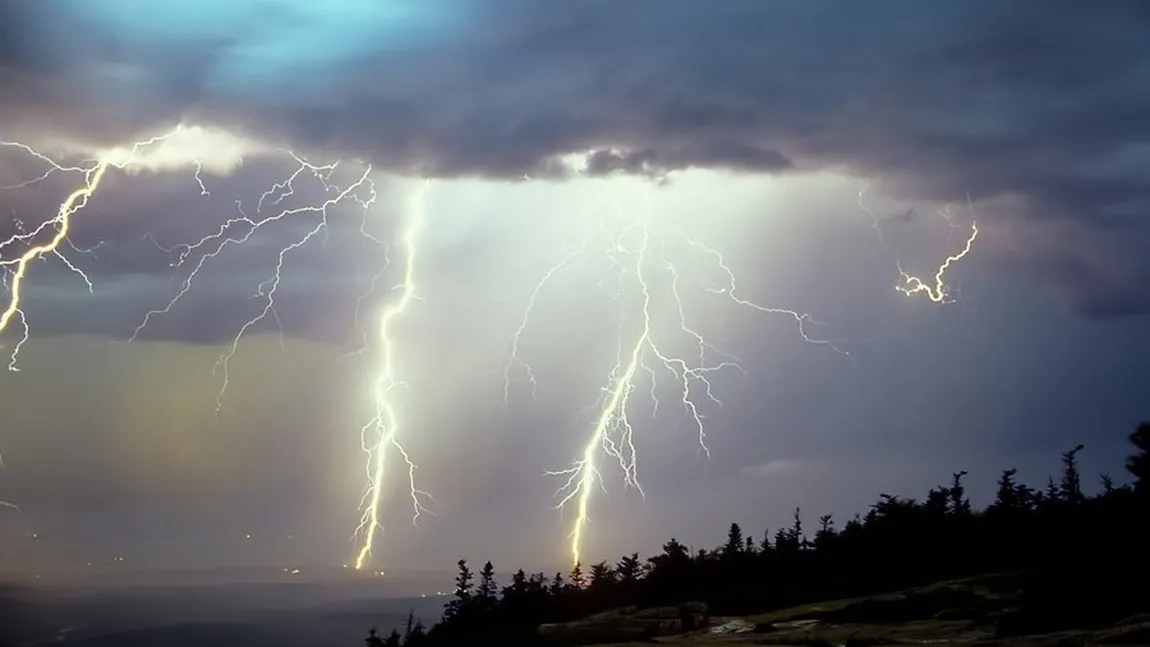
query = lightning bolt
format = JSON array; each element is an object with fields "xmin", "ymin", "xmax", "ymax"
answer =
[
  {"xmin": 895, "ymin": 223, "xmax": 978, "ymax": 303},
  {"xmin": 354, "ymin": 179, "xmax": 434, "ymax": 571},
  {"xmin": 0, "ymin": 127, "xmax": 197, "ymax": 369},
  {"xmin": 503, "ymin": 184, "xmax": 851, "ymax": 567},
  {"xmin": 2, "ymin": 127, "xmax": 424, "ymax": 568},
  {"xmin": 208, "ymin": 162, "xmax": 376, "ymax": 414},
  {"xmin": 117, "ymin": 150, "xmax": 380, "ymax": 419},
  {"xmin": 858, "ymin": 184, "xmax": 979, "ymax": 304}
]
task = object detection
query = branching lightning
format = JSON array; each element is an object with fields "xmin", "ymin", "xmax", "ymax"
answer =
[
  {"xmin": 126, "ymin": 154, "xmax": 379, "ymax": 414},
  {"xmin": 354, "ymin": 179, "xmax": 434, "ymax": 571},
  {"xmin": 1, "ymin": 121, "xmax": 983, "ymax": 575},
  {"xmin": 502, "ymin": 184, "xmax": 851, "ymax": 567},
  {"xmin": 858, "ymin": 185, "xmax": 979, "ymax": 304},
  {"xmin": 0, "ymin": 129, "xmax": 194, "ymax": 367},
  {"xmin": 1, "ymin": 127, "xmax": 427, "ymax": 570}
]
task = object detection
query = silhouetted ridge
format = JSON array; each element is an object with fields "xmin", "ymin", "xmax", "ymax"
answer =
[{"xmin": 367, "ymin": 421, "xmax": 1150, "ymax": 646}]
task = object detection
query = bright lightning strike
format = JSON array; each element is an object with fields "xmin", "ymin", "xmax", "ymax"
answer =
[
  {"xmin": 2, "ymin": 126, "xmax": 422, "ymax": 567},
  {"xmin": 502, "ymin": 184, "xmax": 851, "ymax": 567},
  {"xmin": 0, "ymin": 127, "xmax": 199, "ymax": 369},
  {"xmin": 858, "ymin": 185, "xmax": 979, "ymax": 304},
  {"xmin": 896, "ymin": 222, "xmax": 978, "ymax": 303},
  {"xmin": 354, "ymin": 180, "xmax": 434, "ymax": 571}
]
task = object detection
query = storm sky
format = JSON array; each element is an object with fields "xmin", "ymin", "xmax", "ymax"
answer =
[{"xmin": 1, "ymin": 1, "xmax": 1149, "ymax": 584}]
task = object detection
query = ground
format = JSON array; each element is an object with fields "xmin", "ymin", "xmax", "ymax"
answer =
[{"xmin": 578, "ymin": 573, "xmax": 1150, "ymax": 647}]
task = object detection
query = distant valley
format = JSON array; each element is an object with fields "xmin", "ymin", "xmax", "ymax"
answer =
[{"xmin": 0, "ymin": 576, "xmax": 449, "ymax": 647}]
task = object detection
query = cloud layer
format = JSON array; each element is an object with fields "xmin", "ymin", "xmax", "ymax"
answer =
[
  {"xmin": 2, "ymin": 2, "xmax": 1148, "ymax": 318},
  {"xmin": 2, "ymin": 2, "xmax": 1148, "ymax": 193}
]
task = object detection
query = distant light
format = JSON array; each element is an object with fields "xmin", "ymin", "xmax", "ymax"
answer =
[{"xmin": 245, "ymin": 534, "xmax": 252, "ymax": 539}]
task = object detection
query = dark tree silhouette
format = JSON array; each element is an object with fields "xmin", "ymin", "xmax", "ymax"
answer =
[
  {"xmin": 1128, "ymin": 422, "xmax": 1150, "ymax": 492},
  {"xmin": 568, "ymin": 562, "xmax": 586, "ymax": 590},
  {"xmin": 722, "ymin": 522, "xmax": 744, "ymax": 556},
  {"xmin": 391, "ymin": 423, "xmax": 1150, "ymax": 647},
  {"xmin": 759, "ymin": 528, "xmax": 773, "ymax": 553},
  {"xmin": 949, "ymin": 470, "xmax": 971, "ymax": 515},
  {"xmin": 1060, "ymin": 444, "xmax": 1085, "ymax": 504},
  {"xmin": 813, "ymin": 514, "xmax": 835, "ymax": 553},
  {"xmin": 442, "ymin": 559, "xmax": 473, "ymax": 622},
  {"xmin": 476, "ymin": 560, "xmax": 498, "ymax": 616}
]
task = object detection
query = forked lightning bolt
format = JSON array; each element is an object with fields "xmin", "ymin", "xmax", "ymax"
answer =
[
  {"xmin": 354, "ymin": 179, "xmax": 434, "ymax": 571},
  {"xmin": 895, "ymin": 223, "xmax": 978, "ymax": 303},
  {"xmin": 502, "ymin": 187, "xmax": 851, "ymax": 567},
  {"xmin": 2, "ymin": 127, "xmax": 426, "ymax": 569},
  {"xmin": 858, "ymin": 185, "xmax": 979, "ymax": 304},
  {"xmin": 0, "ymin": 127, "xmax": 199, "ymax": 369},
  {"xmin": 126, "ymin": 154, "xmax": 378, "ymax": 414}
]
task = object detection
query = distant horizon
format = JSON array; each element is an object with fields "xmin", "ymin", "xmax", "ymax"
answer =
[{"xmin": 0, "ymin": 563, "xmax": 452, "ymax": 592}]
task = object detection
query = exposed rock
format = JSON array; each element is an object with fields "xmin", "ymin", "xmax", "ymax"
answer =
[{"xmin": 538, "ymin": 602, "xmax": 709, "ymax": 645}]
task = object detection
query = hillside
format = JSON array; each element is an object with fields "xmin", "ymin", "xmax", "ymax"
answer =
[{"xmin": 541, "ymin": 573, "xmax": 1150, "ymax": 647}]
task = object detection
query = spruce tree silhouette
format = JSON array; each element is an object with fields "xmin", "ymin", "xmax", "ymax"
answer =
[
  {"xmin": 1128, "ymin": 422, "xmax": 1150, "ymax": 492},
  {"xmin": 477, "ymin": 561, "xmax": 498, "ymax": 611},
  {"xmin": 396, "ymin": 422, "xmax": 1150, "ymax": 647},
  {"xmin": 1060, "ymin": 444, "xmax": 1085, "ymax": 504},
  {"xmin": 442, "ymin": 559, "xmax": 473, "ymax": 623},
  {"xmin": 722, "ymin": 522, "xmax": 744, "ymax": 557}
]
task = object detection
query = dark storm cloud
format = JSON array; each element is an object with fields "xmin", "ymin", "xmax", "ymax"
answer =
[
  {"xmin": 1, "ymin": 0, "xmax": 1149, "ymax": 316},
  {"xmin": 584, "ymin": 143, "xmax": 793, "ymax": 178},
  {"xmin": 1, "ymin": 2, "xmax": 1146, "ymax": 191}
]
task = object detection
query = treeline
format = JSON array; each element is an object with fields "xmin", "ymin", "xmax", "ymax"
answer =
[{"xmin": 369, "ymin": 423, "xmax": 1150, "ymax": 646}]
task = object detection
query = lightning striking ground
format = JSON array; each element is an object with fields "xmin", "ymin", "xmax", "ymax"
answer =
[
  {"xmin": 354, "ymin": 179, "xmax": 434, "ymax": 571},
  {"xmin": 1, "ymin": 127, "xmax": 427, "ymax": 569},
  {"xmin": 2, "ymin": 123, "xmax": 984, "ymax": 574},
  {"xmin": 502, "ymin": 183, "xmax": 851, "ymax": 567},
  {"xmin": 130, "ymin": 158, "xmax": 432, "ymax": 569}
]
